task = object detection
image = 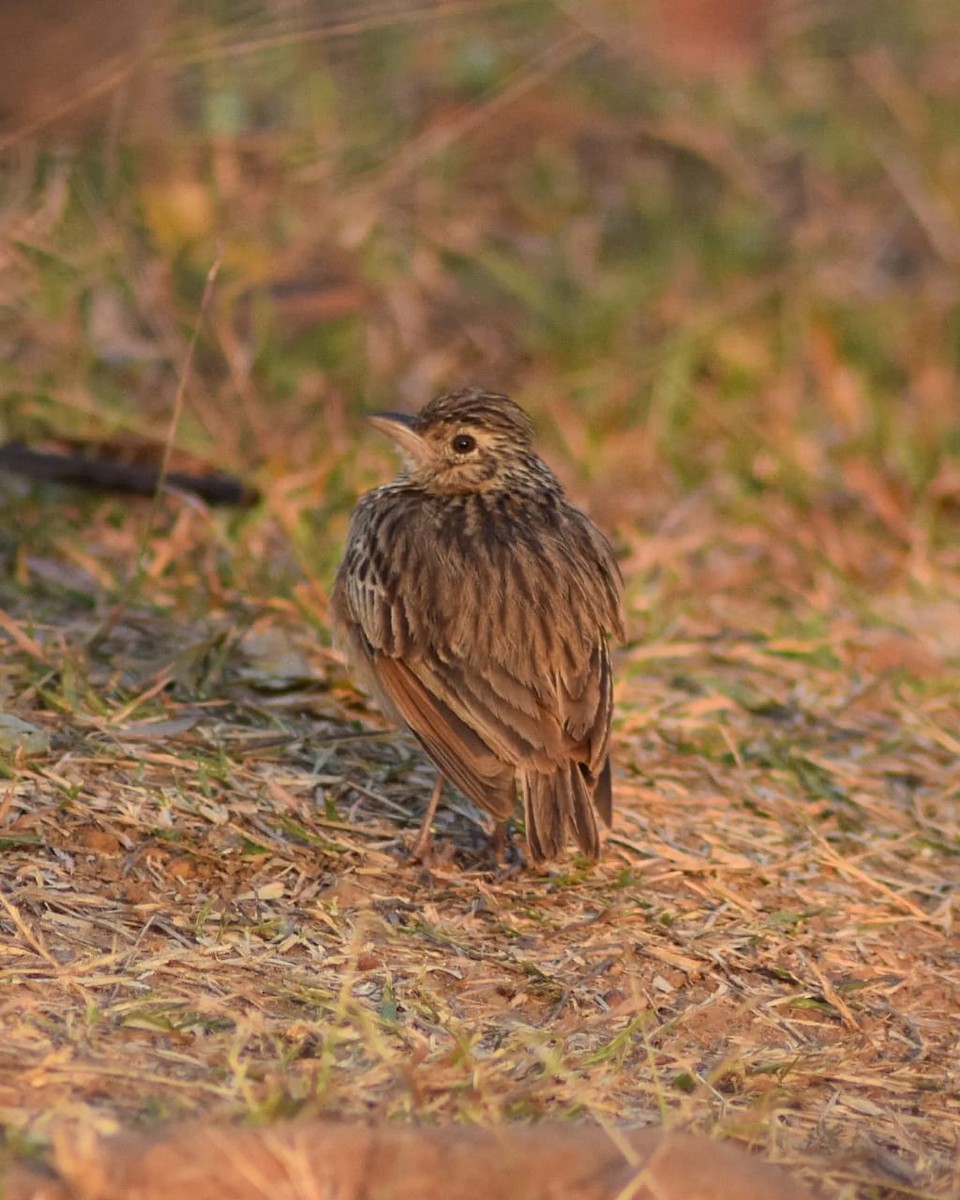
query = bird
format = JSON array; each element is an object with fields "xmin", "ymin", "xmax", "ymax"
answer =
[{"xmin": 329, "ymin": 387, "xmax": 624, "ymax": 863}]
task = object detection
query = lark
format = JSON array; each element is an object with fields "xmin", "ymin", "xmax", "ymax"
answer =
[{"xmin": 330, "ymin": 388, "xmax": 624, "ymax": 862}]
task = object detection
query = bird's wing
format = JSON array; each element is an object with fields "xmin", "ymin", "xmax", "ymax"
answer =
[
  {"xmin": 374, "ymin": 632, "xmax": 608, "ymax": 776},
  {"xmin": 332, "ymin": 562, "xmax": 518, "ymax": 819},
  {"xmin": 373, "ymin": 655, "xmax": 517, "ymax": 819},
  {"xmin": 554, "ymin": 638, "xmax": 615, "ymax": 777}
]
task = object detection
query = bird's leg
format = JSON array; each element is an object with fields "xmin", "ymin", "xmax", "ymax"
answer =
[
  {"xmin": 490, "ymin": 820, "xmax": 509, "ymax": 861},
  {"xmin": 409, "ymin": 774, "xmax": 444, "ymax": 861},
  {"xmin": 490, "ymin": 820, "xmax": 524, "ymax": 871}
]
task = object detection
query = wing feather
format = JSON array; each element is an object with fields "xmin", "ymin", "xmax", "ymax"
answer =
[{"xmin": 373, "ymin": 656, "xmax": 516, "ymax": 819}]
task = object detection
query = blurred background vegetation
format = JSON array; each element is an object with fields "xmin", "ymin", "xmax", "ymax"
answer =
[
  {"xmin": 2, "ymin": 11, "xmax": 960, "ymax": 1189},
  {"xmin": 1, "ymin": 0, "xmax": 959, "ymax": 611}
]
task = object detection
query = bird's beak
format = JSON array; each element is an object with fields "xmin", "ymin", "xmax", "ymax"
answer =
[{"xmin": 368, "ymin": 412, "xmax": 435, "ymax": 468}]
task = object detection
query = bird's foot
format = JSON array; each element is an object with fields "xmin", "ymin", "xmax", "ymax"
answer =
[
  {"xmin": 405, "ymin": 775, "xmax": 445, "ymax": 866},
  {"xmin": 407, "ymin": 828, "xmax": 434, "ymax": 864},
  {"xmin": 486, "ymin": 821, "xmax": 524, "ymax": 876}
]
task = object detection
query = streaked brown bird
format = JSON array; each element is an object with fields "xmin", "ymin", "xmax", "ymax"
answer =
[{"xmin": 330, "ymin": 388, "xmax": 624, "ymax": 863}]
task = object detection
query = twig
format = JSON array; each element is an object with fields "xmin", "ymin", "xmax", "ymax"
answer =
[{"xmin": 87, "ymin": 251, "xmax": 222, "ymax": 649}]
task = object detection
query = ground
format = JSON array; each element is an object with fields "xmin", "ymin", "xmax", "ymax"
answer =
[
  {"xmin": 2, "ymin": 492, "xmax": 958, "ymax": 1197},
  {"xmin": 1, "ymin": 2, "xmax": 959, "ymax": 1197}
]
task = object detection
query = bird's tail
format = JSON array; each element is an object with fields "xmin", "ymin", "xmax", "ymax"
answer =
[{"xmin": 522, "ymin": 761, "xmax": 610, "ymax": 863}]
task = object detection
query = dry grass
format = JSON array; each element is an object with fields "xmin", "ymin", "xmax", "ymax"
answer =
[
  {"xmin": 2, "ymin": 2, "xmax": 960, "ymax": 1197},
  {"xmin": 2, "ymin": 496, "xmax": 957, "ymax": 1197}
]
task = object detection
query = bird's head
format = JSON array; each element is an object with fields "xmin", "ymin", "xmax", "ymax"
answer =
[{"xmin": 369, "ymin": 388, "xmax": 547, "ymax": 495}]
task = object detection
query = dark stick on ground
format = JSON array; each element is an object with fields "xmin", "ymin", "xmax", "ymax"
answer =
[{"xmin": 0, "ymin": 442, "xmax": 259, "ymax": 507}]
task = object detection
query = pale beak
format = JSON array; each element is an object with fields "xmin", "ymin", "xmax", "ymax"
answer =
[{"xmin": 368, "ymin": 412, "xmax": 435, "ymax": 468}]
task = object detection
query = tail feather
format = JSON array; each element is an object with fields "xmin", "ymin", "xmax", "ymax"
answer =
[
  {"xmin": 523, "ymin": 761, "xmax": 609, "ymax": 862},
  {"xmin": 593, "ymin": 757, "xmax": 613, "ymax": 827}
]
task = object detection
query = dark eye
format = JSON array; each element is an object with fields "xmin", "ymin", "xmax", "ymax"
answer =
[{"xmin": 451, "ymin": 433, "xmax": 477, "ymax": 454}]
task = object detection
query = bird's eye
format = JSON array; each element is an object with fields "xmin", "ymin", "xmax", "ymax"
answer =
[{"xmin": 451, "ymin": 433, "xmax": 477, "ymax": 454}]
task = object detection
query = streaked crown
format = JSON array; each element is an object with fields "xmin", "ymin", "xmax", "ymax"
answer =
[{"xmin": 415, "ymin": 389, "xmax": 535, "ymax": 445}]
